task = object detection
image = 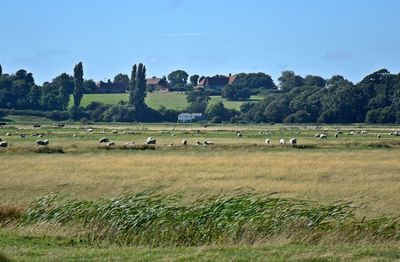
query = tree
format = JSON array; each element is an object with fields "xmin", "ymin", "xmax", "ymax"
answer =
[
  {"xmin": 278, "ymin": 71, "xmax": 304, "ymax": 92},
  {"xmin": 186, "ymin": 88, "xmax": 210, "ymax": 113},
  {"xmin": 83, "ymin": 79, "xmax": 97, "ymax": 93},
  {"xmin": 222, "ymin": 83, "xmax": 251, "ymax": 101},
  {"xmin": 0, "ymin": 65, "xmax": 2, "ymax": 75},
  {"xmin": 113, "ymin": 73, "xmax": 130, "ymax": 84},
  {"xmin": 190, "ymin": 74, "xmax": 199, "ymax": 86},
  {"xmin": 235, "ymin": 72, "xmax": 276, "ymax": 92},
  {"xmin": 304, "ymin": 75, "xmax": 326, "ymax": 88},
  {"xmin": 128, "ymin": 64, "xmax": 137, "ymax": 107},
  {"xmin": 205, "ymin": 101, "xmax": 228, "ymax": 120},
  {"xmin": 134, "ymin": 63, "xmax": 147, "ymax": 111},
  {"xmin": 168, "ymin": 70, "xmax": 188, "ymax": 87},
  {"xmin": 73, "ymin": 62, "xmax": 84, "ymax": 107}
]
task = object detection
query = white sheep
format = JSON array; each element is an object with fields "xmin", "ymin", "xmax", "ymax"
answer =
[
  {"xmin": 265, "ymin": 139, "xmax": 271, "ymax": 144},
  {"xmin": 280, "ymin": 138, "xmax": 286, "ymax": 145}
]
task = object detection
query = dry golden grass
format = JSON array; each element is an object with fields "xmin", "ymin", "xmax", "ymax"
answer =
[{"xmin": 1, "ymin": 150, "xmax": 399, "ymax": 217}]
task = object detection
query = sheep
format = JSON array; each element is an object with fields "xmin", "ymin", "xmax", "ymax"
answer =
[
  {"xmin": 145, "ymin": 137, "xmax": 157, "ymax": 145},
  {"xmin": 319, "ymin": 134, "xmax": 327, "ymax": 139},
  {"xmin": 168, "ymin": 143, "xmax": 174, "ymax": 147},
  {"xmin": 5, "ymin": 132, "xmax": 11, "ymax": 136},
  {"xmin": 106, "ymin": 142, "xmax": 115, "ymax": 147},
  {"xmin": 279, "ymin": 138, "xmax": 286, "ymax": 145},
  {"xmin": 112, "ymin": 130, "xmax": 118, "ymax": 134},
  {"xmin": 98, "ymin": 137, "xmax": 109, "ymax": 143},
  {"xmin": 237, "ymin": 133, "xmax": 242, "ymax": 137},
  {"xmin": 72, "ymin": 134, "xmax": 77, "ymax": 138},
  {"xmin": 196, "ymin": 141, "xmax": 203, "ymax": 146},
  {"xmin": 38, "ymin": 134, "xmax": 44, "ymax": 138},
  {"xmin": 361, "ymin": 130, "xmax": 367, "ymax": 135},
  {"xmin": 377, "ymin": 134, "xmax": 381, "ymax": 138},
  {"xmin": 124, "ymin": 141, "xmax": 135, "ymax": 146},
  {"xmin": 204, "ymin": 141, "xmax": 214, "ymax": 145},
  {"xmin": 171, "ymin": 133, "xmax": 175, "ymax": 137},
  {"xmin": 0, "ymin": 141, "xmax": 8, "ymax": 148},
  {"xmin": 181, "ymin": 139, "xmax": 187, "ymax": 146},
  {"xmin": 265, "ymin": 139, "xmax": 271, "ymax": 144},
  {"xmin": 334, "ymin": 133, "xmax": 338, "ymax": 138},
  {"xmin": 20, "ymin": 133, "xmax": 26, "ymax": 138},
  {"xmin": 289, "ymin": 138, "xmax": 297, "ymax": 145},
  {"xmin": 314, "ymin": 133, "xmax": 320, "ymax": 138},
  {"xmin": 87, "ymin": 128, "xmax": 93, "ymax": 133},
  {"xmin": 36, "ymin": 139, "xmax": 49, "ymax": 146}
]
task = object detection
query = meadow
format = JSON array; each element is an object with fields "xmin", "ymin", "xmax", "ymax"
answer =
[
  {"xmin": 1, "ymin": 122, "xmax": 400, "ymax": 260},
  {"xmin": 68, "ymin": 92, "xmax": 262, "ymax": 110}
]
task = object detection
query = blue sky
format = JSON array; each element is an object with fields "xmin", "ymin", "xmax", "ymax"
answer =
[{"xmin": 1, "ymin": 0, "xmax": 399, "ymax": 84}]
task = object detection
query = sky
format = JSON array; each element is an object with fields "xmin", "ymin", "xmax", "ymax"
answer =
[{"xmin": 1, "ymin": 0, "xmax": 400, "ymax": 84}]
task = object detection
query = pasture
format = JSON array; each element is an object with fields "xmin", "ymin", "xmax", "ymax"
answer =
[
  {"xmin": 1, "ymin": 122, "xmax": 400, "ymax": 260},
  {"xmin": 68, "ymin": 92, "xmax": 262, "ymax": 110}
]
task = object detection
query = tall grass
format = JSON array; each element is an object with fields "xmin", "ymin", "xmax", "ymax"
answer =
[{"xmin": 20, "ymin": 191, "xmax": 400, "ymax": 246}]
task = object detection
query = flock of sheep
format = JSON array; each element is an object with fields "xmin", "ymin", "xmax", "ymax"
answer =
[{"xmin": 0, "ymin": 126, "xmax": 399, "ymax": 149}]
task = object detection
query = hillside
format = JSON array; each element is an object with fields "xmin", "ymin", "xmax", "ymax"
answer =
[{"xmin": 68, "ymin": 92, "xmax": 262, "ymax": 111}]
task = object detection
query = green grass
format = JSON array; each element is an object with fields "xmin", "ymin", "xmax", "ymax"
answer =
[
  {"xmin": 68, "ymin": 92, "xmax": 262, "ymax": 111},
  {"xmin": 1, "ymin": 230, "xmax": 400, "ymax": 261}
]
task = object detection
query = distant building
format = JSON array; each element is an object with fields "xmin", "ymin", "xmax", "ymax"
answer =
[
  {"xmin": 96, "ymin": 81, "xmax": 128, "ymax": 93},
  {"xmin": 146, "ymin": 77, "xmax": 169, "ymax": 92},
  {"xmin": 197, "ymin": 74, "xmax": 237, "ymax": 90},
  {"xmin": 178, "ymin": 113, "xmax": 204, "ymax": 122}
]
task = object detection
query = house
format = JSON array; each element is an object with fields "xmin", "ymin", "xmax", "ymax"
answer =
[
  {"xmin": 178, "ymin": 113, "xmax": 204, "ymax": 123},
  {"xmin": 197, "ymin": 74, "xmax": 237, "ymax": 90},
  {"xmin": 96, "ymin": 81, "xmax": 128, "ymax": 93},
  {"xmin": 146, "ymin": 77, "xmax": 169, "ymax": 92}
]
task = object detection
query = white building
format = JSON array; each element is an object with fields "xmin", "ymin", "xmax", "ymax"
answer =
[{"xmin": 178, "ymin": 113, "xmax": 204, "ymax": 123}]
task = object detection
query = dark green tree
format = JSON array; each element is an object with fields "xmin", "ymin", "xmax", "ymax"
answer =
[
  {"xmin": 168, "ymin": 70, "xmax": 189, "ymax": 87},
  {"xmin": 190, "ymin": 74, "xmax": 199, "ymax": 86},
  {"xmin": 278, "ymin": 71, "xmax": 304, "ymax": 92},
  {"xmin": 0, "ymin": 65, "xmax": 2, "ymax": 75},
  {"xmin": 73, "ymin": 62, "xmax": 84, "ymax": 107},
  {"xmin": 113, "ymin": 73, "xmax": 130, "ymax": 84},
  {"xmin": 128, "ymin": 64, "xmax": 137, "ymax": 107}
]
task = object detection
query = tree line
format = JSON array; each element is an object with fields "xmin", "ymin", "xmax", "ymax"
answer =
[{"xmin": 1, "ymin": 63, "xmax": 400, "ymax": 124}]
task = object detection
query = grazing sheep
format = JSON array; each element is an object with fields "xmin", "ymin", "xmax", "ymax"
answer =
[
  {"xmin": 112, "ymin": 130, "xmax": 118, "ymax": 134},
  {"xmin": 279, "ymin": 138, "xmax": 286, "ymax": 145},
  {"xmin": 5, "ymin": 132, "xmax": 11, "ymax": 136},
  {"xmin": 289, "ymin": 138, "xmax": 297, "ymax": 145},
  {"xmin": 38, "ymin": 134, "xmax": 43, "ymax": 138},
  {"xmin": 259, "ymin": 131, "xmax": 263, "ymax": 135},
  {"xmin": 204, "ymin": 141, "xmax": 214, "ymax": 145},
  {"xmin": 123, "ymin": 142, "xmax": 135, "ymax": 148},
  {"xmin": 349, "ymin": 131, "xmax": 354, "ymax": 135},
  {"xmin": 20, "ymin": 133, "xmax": 26, "ymax": 138},
  {"xmin": 106, "ymin": 142, "xmax": 115, "ymax": 147},
  {"xmin": 98, "ymin": 137, "xmax": 109, "ymax": 143},
  {"xmin": 32, "ymin": 133, "xmax": 38, "ymax": 137},
  {"xmin": 377, "ymin": 134, "xmax": 381, "ymax": 138},
  {"xmin": 196, "ymin": 141, "xmax": 203, "ymax": 146},
  {"xmin": 181, "ymin": 139, "xmax": 187, "ymax": 145},
  {"xmin": 36, "ymin": 139, "xmax": 49, "ymax": 146},
  {"xmin": 390, "ymin": 131, "xmax": 400, "ymax": 136},
  {"xmin": 0, "ymin": 141, "xmax": 8, "ymax": 147},
  {"xmin": 361, "ymin": 130, "xmax": 367, "ymax": 135},
  {"xmin": 319, "ymin": 134, "xmax": 327, "ymax": 139},
  {"xmin": 33, "ymin": 124, "xmax": 41, "ymax": 128},
  {"xmin": 72, "ymin": 134, "xmax": 77, "ymax": 138},
  {"xmin": 265, "ymin": 139, "xmax": 271, "ymax": 144},
  {"xmin": 87, "ymin": 128, "xmax": 93, "ymax": 133},
  {"xmin": 334, "ymin": 133, "xmax": 338, "ymax": 138},
  {"xmin": 168, "ymin": 143, "xmax": 174, "ymax": 147},
  {"xmin": 146, "ymin": 137, "xmax": 157, "ymax": 145},
  {"xmin": 314, "ymin": 133, "xmax": 320, "ymax": 138},
  {"xmin": 237, "ymin": 133, "xmax": 242, "ymax": 137}
]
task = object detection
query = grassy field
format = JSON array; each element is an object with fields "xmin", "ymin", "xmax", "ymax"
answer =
[
  {"xmin": 1, "ymin": 123, "xmax": 400, "ymax": 260},
  {"xmin": 68, "ymin": 92, "xmax": 262, "ymax": 110}
]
